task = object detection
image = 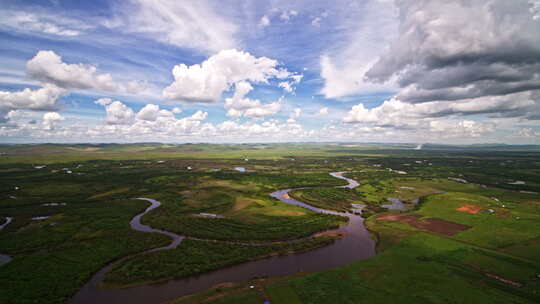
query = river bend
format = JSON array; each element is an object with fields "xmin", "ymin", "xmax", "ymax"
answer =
[{"xmin": 71, "ymin": 172, "xmax": 375, "ymax": 304}]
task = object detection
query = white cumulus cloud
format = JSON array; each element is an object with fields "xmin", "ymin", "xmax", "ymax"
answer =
[
  {"xmin": 163, "ymin": 49, "xmax": 299, "ymax": 107},
  {"xmin": 224, "ymin": 82, "xmax": 283, "ymax": 118},
  {"xmin": 27, "ymin": 50, "xmax": 147, "ymax": 94},
  {"xmin": 42, "ymin": 112, "xmax": 65, "ymax": 130},
  {"xmin": 95, "ymin": 98, "xmax": 135, "ymax": 125},
  {"xmin": 0, "ymin": 84, "xmax": 67, "ymax": 112},
  {"xmin": 136, "ymin": 104, "xmax": 174, "ymax": 121}
]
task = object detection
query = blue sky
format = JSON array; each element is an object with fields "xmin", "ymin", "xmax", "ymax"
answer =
[{"xmin": 0, "ymin": 0, "xmax": 539, "ymax": 143}]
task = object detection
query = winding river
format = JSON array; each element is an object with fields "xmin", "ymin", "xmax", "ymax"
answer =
[
  {"xmin": 0, "ymin": 217, "xmax": 13, "ymax": 265},
  {"xmin": 70, "ymin": 172, "xmax": 375, "ymax": 304}
]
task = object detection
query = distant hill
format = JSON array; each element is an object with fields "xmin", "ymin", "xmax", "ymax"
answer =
[
  {"xmin": 418, "ymin": 143, "xmax": 540, "ymax": 151},
  {"xmin": 0, "ymin": 142, "xmax": 539, "ymax": 156}
]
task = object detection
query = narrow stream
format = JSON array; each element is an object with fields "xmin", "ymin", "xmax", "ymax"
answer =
[
  {"xmin": 71, "ymin": 172, "xmax": 376, "ymax": 304},
  {"xmin": 0, "ymin": 217, "xmax": 13, "ymax": 266},
  {"xmin": 130, "ymin": 198, "xmax": 185, "ymax": 251}
]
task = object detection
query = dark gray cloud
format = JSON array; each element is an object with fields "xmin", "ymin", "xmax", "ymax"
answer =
[
  {"xmin": 365, "ymin": 0, "xmax": 540, "ymax": 105},
  {"xmin": 428, "ymin": 91, "xmax": 540, "ymax": 120}
]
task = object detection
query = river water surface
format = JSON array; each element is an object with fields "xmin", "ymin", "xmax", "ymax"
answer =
[
  {"xmin": 0, "ymin": 217, "xmax": 13, "ymax": 265},
  {"xmin": 71, "ymin": 172, "xmax": 375, "ymax": 304}
]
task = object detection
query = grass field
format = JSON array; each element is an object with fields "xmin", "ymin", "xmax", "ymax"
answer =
[{"xmin": 263, "ymin": 233, "xmax": 540, "ymax": 303}]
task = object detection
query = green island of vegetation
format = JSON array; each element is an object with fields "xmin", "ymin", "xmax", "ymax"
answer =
[{"xmin": 103, "ymin": 235, "xmax": 340, "ymax": 288}]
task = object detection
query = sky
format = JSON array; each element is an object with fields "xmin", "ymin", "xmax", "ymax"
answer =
[{"xmin": 0, "ymin": 0, "xmax": 539, "ymax": 144}]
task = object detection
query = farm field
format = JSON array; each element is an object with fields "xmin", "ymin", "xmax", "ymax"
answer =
[{"xmin": 0, "ymin": 143, "xmax": 539, "ymax": 304}]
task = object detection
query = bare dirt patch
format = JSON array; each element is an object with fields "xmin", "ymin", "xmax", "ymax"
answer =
[
  {"xmin": 202, "ymin": 180, "xmax": 255, "ymax": 191},
  {"xmin": 377, "ymin": 213, "xmax": 471, "ymax": 235},
  {"xmin": 466, "ymin": 264, "xmax": 523, "ymax": 287},
  {"xmin": 456, "ymin": 204, "xmax": 482, "ymax": 214},
  {"xmin": 68, "ymin": 147, "xmax": 101, "ymax": 152},
  {"xmin": 496, "ymin": 210, "xmax": 511, "ymax": 218},
  {"xmin": 314, "ymin": 231, "xmax": 346, "ymax": 239},
  {"xmin": 233, "ymin": 197, "xmax": 252, "ymax": 211},
  {"xmin": 271, "ymin": 210, "xmax": 305, "ymax": 216},
  {"xmin": 88, "ymin": 187, "xmax": 130, "ymax": 200}
]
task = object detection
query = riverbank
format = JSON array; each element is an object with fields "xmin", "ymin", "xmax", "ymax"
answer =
[{"xmin": 102, "ymin": 235, "xmax": 341, "ymax": 289}]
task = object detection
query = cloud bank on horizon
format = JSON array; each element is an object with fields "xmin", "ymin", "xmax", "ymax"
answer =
[{"xmin": 0, "ymin": 0, "xmax": 539, "ymax": 144}]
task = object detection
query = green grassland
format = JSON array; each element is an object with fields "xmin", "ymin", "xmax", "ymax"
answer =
[
  {"xmin": 182, "ymin": 180, "xmax": 540, "ymax": 303},
  {"xmin": 263, "ymin": 233, "xmax": 540, "ymax": 303},
  {"xmin": 254, "ymin": 178, "xmax": 540, "ymax": 303},
  {"xmin": 414, "ymin": 192, "xmax": 540, "ymax": 249},
  {"xmin": 0, "ymin": 143, "xmax": 362, "ymax": 164},
  {"xmin": 1, "ymin": 143, "xmax": 539, "ymax": 304},
  {"xmin": 257, "ymin": 193, "xmax": 539, "ymax": 303},
  {"xmin": 171, "ymin": 282, "xmax": 265, "ymax": 304}
]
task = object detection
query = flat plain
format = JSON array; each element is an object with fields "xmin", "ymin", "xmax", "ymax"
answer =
[{"xmin": 0, "ymin": 143, "xmax": 539, "ymax": 304}]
